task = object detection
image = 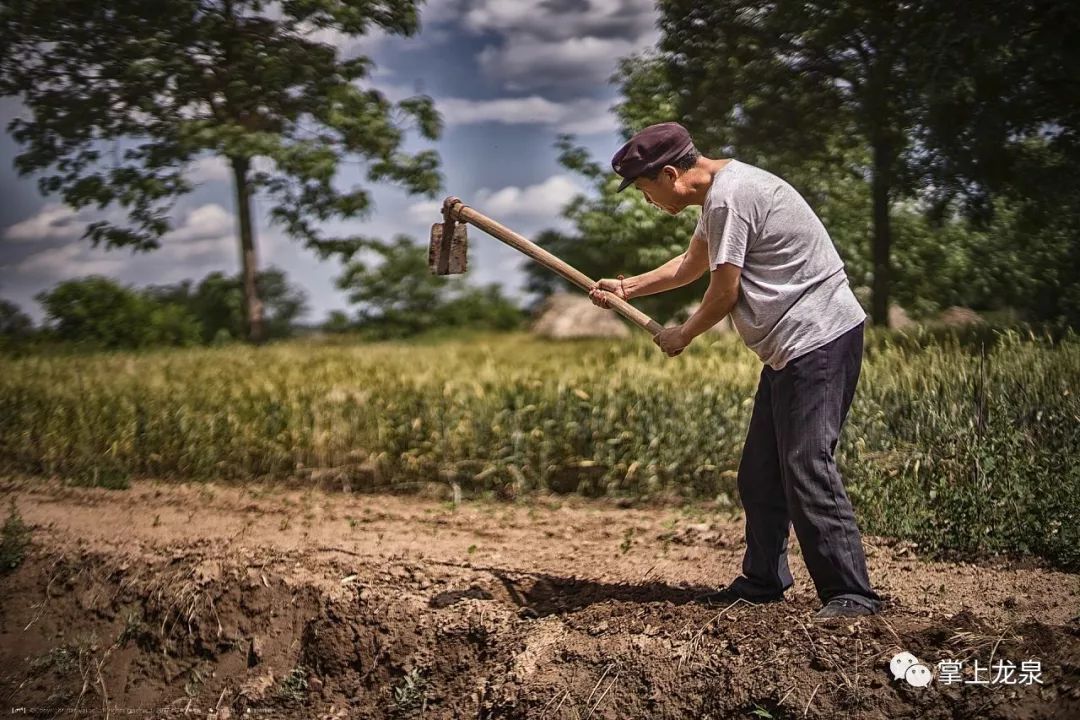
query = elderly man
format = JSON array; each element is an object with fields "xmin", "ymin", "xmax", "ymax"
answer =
[{"xmin": 589, "ymin": 122, "xmax": 882, "ymax": 619}]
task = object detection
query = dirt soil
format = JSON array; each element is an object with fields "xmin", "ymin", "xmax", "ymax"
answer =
[{"xmin": 1, "ymin": 476, "xmax": 1078, "ymax": 720}]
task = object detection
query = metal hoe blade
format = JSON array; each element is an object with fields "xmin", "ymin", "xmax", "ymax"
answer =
[{"xmin": 429, "ymin": 202, "xmax": 468, "ymax": 275}]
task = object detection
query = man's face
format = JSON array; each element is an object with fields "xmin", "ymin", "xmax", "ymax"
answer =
[{"xmin": 633, "ymin": 167, "xmax": 684, "ymax": 215}]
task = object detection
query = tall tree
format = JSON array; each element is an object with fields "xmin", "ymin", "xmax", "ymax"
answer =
[
  {"xmin": 652, "ymin": 0, "xmax": 1079, "ymax": 326},
  {"xmin": 0, "ymin": 0, "xmax": 442, "ymax": 341},
  {"xmin": 912, "ymin": 1, "xmax": 1080, "ymax": 327},
  {"xmin": 656, "ymin": 1, "xmax": 933, "ymax": 326}
]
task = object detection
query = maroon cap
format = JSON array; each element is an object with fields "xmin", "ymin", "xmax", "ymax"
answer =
[{"xmin": 611, "ymin": 122, "xmax": 695, "ymax": 192}]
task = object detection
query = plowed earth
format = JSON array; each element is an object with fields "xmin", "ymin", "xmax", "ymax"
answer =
[{"xmin": 1, "ymin": 477, "xmax": 1077, "ymax": 719}]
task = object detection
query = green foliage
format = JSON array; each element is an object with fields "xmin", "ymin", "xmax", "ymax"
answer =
[
  {"xmin": 276, "ymin": 664, "xmax": 310, "ymax": 703},
  {"xmin": 634, "ymin": 1, "xmax": 1080, "ymax": 327},
  {"xmin": 848, "ymin": 327, "xmax": 1080, "ymax": 570},
  {"xmin": 36, "ymin": 277, "xmax": 201, "ymax": 349},
  {"xmin": 1, "ymin": 329, "xmax": 1076, "ymax": 569},
  {"xmin": 0, "ymin": 299, "xmax": 33, "ymax": 337},
  {"xmin": 0, "ymin": 299, "xmax": 36, "ymax": 353},
  {"xmin": 335, "ymin": 235, "xmax": 526, "ymax": 338},
  {"xmin": 0, "ymin": 0, "xmax": 442, "ymax": 257},
  {"xmin": 321, "ymin": 310, "xmax": 353, "ymax": 334},
  {"xmin": 392, "ymin": 668, "xmax": 427, "ymax": 713},
  {"xmin": 1, "ymin": 499, "xmax": 32, "ymax": 573},
  {"xmin": 66, "ymin": 465, "xmax": 131, "ymax": 490},
  {"xmin": 147, "ymin": 266, "xmax": 309, "ymax": 342},
  {"xmin": 20, "ymin": 268, "xmax": 307, "ymax": 351},
  {"xmin": 911, "ymin": 4, "xmax": 1080, "ymax": 226}
]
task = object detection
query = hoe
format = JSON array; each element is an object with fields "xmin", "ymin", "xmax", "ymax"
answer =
[{"xmin": 429, "ymin": 196, "xmax": 664, "ymax": 335}]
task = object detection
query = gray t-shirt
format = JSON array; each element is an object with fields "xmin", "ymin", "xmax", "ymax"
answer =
[{"xmin": 695, "ymin": 159, "xmax": 866, "ymax": 370}]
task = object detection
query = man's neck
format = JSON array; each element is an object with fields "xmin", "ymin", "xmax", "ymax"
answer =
[{"xmin": 686, "ymin": 157, "xmax": 733, "ymax": 206}]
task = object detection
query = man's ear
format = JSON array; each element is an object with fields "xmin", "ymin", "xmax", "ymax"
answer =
[{"xmin": 661, "ymin": 165, "xmax": 679, "ymax": 184}]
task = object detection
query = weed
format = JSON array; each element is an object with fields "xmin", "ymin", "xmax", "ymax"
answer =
[
  {"xmin": 392, "ymin": 668, "xmax": 427, "ymax": 713},
  {"xmin": 276, "ymin": 664, "xmax": 310, "ymax": 702},
  {"xmin": 117, "ymin": 608, "xmax": 147, "ymax": 647},
  {"xmin": 0, "ymin": 499, "xmax": 31, "ymax": 573},
  {"xmin": 28, "ymin": 646, "xmax": 76, "ymax": 677}
]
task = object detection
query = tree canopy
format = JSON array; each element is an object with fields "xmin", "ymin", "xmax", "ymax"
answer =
[
  {"xmin": 532, "ymin": 1, "xmax": 1080, "ymax": 330},
  {"xmin": 0, "ymin": 0, "xmax": 443, "ymax": 340}
]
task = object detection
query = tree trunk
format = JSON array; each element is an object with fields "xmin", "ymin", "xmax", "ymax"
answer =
[
  {"xmin": 870, "ymin": 140, "xmax": 893, "ymax": 327},
  {"xmin": 231, "ymin": 155, "xmax": 264, "ymax": 342}
]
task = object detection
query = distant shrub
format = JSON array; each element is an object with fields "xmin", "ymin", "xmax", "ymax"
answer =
[{"xmin": 36, "ymin": 276, "xmax": 200, "ymax": 349}]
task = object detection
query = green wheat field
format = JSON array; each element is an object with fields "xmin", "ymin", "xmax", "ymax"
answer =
[{"xmin": 2, "ymin": 326, "xmax": 1077, "ymax": 570}]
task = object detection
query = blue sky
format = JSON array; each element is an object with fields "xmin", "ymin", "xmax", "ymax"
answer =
[{"xmin": 0, "ymin": 0, "xmax": 662, "ymax": 323}]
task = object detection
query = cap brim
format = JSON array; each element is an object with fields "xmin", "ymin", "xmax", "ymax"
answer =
[{"xmin": 616, "ymin": 175, "xmax": 635, "ymax": 193}]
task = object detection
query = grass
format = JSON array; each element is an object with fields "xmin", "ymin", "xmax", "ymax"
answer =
[
  {"xmin": 1, "ymin": 499, "xmax": 31, "ymax": 573},
  {"xmin": 392, "ymin": 668, "xmax": 428, "ymax": 714},
  {"xmin": 276, "ymin": 664, "xmax": 310, "ymax": 702},
  {"xmin": 0, "ymin": 326, "xmax": 1077, "ymax": 569}
]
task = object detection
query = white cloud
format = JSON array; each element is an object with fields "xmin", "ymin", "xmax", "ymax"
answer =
[
  {"xmin": 185, "ymin": 154, "xmax": 276, "ymax": 186},
  {"xmin": 11, "ymin": 203, "xmax": 237, "ymax": 280},
  {"xmin": 478, "ymin": 33, "xmax": 653, "ymax": 91},
  {"xmin": 458, "ymin": 0, "xmax": 660, "ymax": 91},
  {"xmin": 296, "ymin": 22, "xmax": 390, "ymax": 59},
  {"xmin": 186, "ymin": 155, "xmax": 231, "ymax": 184},
  {"xmin": 476, "ymin": 175, "xmax": 582, "ymax": 219},
  {"xmin": 437, "ymin": 95, "xmax": 617, "ymax": 133},
  {"xmin": 164, "ymin": 204, "xmax": 235, "ymax": 259},
  {"xmin": 419, "ymin": 0, "xmax": 465, "ymax": 27},
  {"xmin": 461, "ymin": 0, "xmax": 656, "ymax": 42},
  {"xmin": 15, "ymin": 242, "xmax": 128, "ymax": 277},
  {"xmin": 409, "ymin": 174, "xmax": 583, "ymax": 230},
  {"xmin": 3, "ymin": 203, "xmax": 95, "ymax": 242},
  {"xmin": 372, "ymin": 85, "xmax": 618, "ymax": 133}
]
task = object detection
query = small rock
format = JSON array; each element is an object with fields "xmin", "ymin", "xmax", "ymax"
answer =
[
  {"xmin": 247, "ymin": 637, "xmax": 265, "ymax": 667},
  {"xmin": 238, "ymin": 671, "xmax": 274, "ymax": 702}
]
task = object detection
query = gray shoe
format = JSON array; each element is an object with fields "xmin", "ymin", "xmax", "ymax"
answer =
[{"xmin": 814, "ymin": 598, "xmax": 876, "ymax": 619}]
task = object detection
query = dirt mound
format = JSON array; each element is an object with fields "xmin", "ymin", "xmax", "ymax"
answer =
[
  {"xmin": 2, "ymin": 478, "xmax": 1078, "ymax": 719},
  {"xmin": 531, "ymin": 292, "xmax": 630, "ymax": 339},
  {"xmin": 937, "ymin": 306, "xmax": 985, "ymax": 327}
]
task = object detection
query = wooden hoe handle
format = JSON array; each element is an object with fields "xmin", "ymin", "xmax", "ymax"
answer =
[{"xmin": 443, "ymin": 197, "xmax": 665, "ymax": 336}]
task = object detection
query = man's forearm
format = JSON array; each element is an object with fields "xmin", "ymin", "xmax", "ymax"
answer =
[
  {"xmin": 683, "ymin": 284, "xmax": 737, "ymax": 340},
  {"xmin": 624, "ymin": 253, "xmax": 700, "ymax": 299}
]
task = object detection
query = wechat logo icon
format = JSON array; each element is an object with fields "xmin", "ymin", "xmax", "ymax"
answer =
[{"xmin": 890, "ymin": 651, "xmax": 933, "ymax": 687}]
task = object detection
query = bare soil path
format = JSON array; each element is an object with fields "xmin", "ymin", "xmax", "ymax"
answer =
[{"xmin": 2, "ymin": 477, "xmax": 1077, "ymax": 719}]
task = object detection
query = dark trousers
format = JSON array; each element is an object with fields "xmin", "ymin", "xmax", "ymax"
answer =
[{"xmin": 730, "ymin": 320, "xmax": 881, "ymax": 610}]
